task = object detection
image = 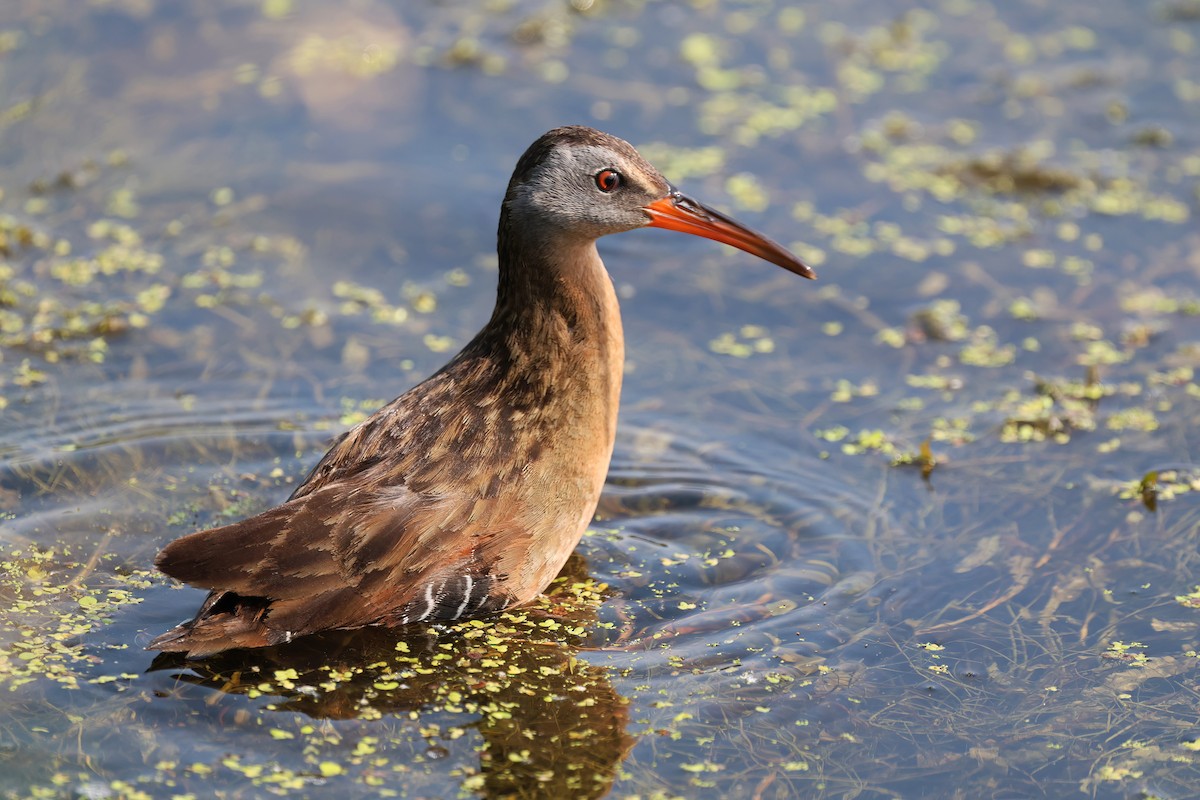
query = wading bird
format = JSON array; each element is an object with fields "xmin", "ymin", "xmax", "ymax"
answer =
[{"xmin": 150, "ymin": 126, "xmax": 814, "ymax": 657}]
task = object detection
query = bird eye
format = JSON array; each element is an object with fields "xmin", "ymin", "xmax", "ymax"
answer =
[{"xmin": 595, "ymin": 169, "xmax": 622, "ymax": 193}]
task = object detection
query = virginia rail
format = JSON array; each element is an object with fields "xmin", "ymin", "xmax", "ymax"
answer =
[{"xmin": 150, "ymin": 126, "xmax": 814, "ymax": 657}]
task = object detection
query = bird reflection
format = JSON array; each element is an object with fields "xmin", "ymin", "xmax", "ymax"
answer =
[{"xmin": 148, "ymin": 556, "xmax": 632, "ymax": 800}]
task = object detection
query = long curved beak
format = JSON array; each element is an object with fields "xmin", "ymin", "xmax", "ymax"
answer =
[{"xmin": 642, "ymin": 189, "xmax": 816, "ymax": 279}]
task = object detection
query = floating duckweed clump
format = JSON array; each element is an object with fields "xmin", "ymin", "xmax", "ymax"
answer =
[
  {"xmin": 949, "ymin": 149, "xmax": 1086, "ymax": 194},
  {"xmin": 633, "ymin": 143, "xmax": 727, "ymax": 181},
  {"xmin": 1175, "ymin": 585, "xmax": 1200, "ymax": 607},
  {"xmin": 807, "ymin": 211, "xmax": 959, "ymax": 261},
  {"xmin": 909, "ymin": 298, "xmax": 969, "ymax": 342},
  {"xmin": 829, "ymin": 378, "xmax": 878, "ymax": 402},
  {"xmin": 988, "ymin": 373, "xmax": 1158, "ymax": 443},
  {"xmin": 0, "ymin": 544, "xmax": 149, "ymax": 693},
  {"xmin": 676, "ymin": 27, "xmax": 839, "ymax": 144},
  {"xmin": 287, "ymin": 34, "xmax": 402, "ymax": 79},
  {"xmin": 1120, "ymin": 286, "xmax": 1200, "ymax": 316},
  {"xmin": 0, "ymin": 152, "xmax": 443, "ymax": 417},
  {"xmin": 709, "ymin": 325, "xmax": 775, "ymax": 357},
  {"xmin": 1114, "ymin": 468, "xmax": 1200, "ymax": 509},
  {"xmin": 1001, "ymin": 392, "xmax": 1095, "ymax": 443},
  {"xmin": 333, "ymin": 280, "xmax": 410, "ymax": 325},
  {"xmin": 724, "ymin": 173, "xmax": 769, "ymax": 212},
  {"xmin": 0, "ymin": 212, "xmax": 169, "ymax": 366},
  {"xmin": 817, "ymin": 425, "xmax": 896, "ymax": 456},
  {"xmin": 957, "ymin": 326, "xmax": 1017, "ymax": 368},
  {"xmin": 118, "ymin": 572, "xmax": 625, "ymax": 796},
  {"xmin": 825, "ymin": 10, "xmax": 949, "ymax": 98},
  {"xmin": 855, "ymin": 117, "xmax": 1194, "ymax": 259},
  {"xmin": 1, "ymin": 1, "xmax": 1199, "ymax": 798}
]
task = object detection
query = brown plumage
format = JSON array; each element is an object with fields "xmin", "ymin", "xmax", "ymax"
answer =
[{"xmin": 149, "ymin": 126, "xmax": 814, "ymax": 657}]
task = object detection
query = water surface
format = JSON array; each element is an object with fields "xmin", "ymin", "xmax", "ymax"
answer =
[{"xmin": 2, "ymin": 1, "xmax": 1199, "ymax": 798}]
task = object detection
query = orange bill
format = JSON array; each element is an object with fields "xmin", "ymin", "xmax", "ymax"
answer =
[{"xmin": 642, "ymin": 190, "xmax": 816, "ymax": 279}]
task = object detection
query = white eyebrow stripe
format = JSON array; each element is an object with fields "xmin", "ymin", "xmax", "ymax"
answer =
[{"xmin": 453, "ymin": 575, "xmax": 474, "ymax": 619}]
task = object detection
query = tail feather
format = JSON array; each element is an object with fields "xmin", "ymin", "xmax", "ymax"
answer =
[
  {"xmin": 147, "ymin": 591, "xmax": 278, "ymax": 658},
  {"xmin": 154, "ymin": 506, "xmax": 288, "ymax": 591}
]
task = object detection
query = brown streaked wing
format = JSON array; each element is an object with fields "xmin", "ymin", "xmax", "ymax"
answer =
[
  {"xmin": 154, "ymin": 479, "xmax": 523, "ymax": 636},
  {"xmin": 284, "ymin": 356, "xmax": 498, "ymax": 503}
]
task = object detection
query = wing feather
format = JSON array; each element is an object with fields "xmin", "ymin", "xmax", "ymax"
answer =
[{"xmin": 155, "ymin": 473, "xmax": 523, "ymax": 638}]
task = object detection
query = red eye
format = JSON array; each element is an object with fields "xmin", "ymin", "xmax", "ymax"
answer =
[{"xmin": 595, "ymin": 169, "xmax": 622, "ymax": 192}]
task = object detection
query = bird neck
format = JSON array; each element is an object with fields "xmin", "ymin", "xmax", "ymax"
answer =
[{"xmin": 488, "ymin": 215, "xmax": 623, "ymax": 354}]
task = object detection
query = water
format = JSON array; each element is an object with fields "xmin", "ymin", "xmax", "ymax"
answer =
[{"xmin": 1, "ymin": 1, "xmax": 1199, "ymax": 797}]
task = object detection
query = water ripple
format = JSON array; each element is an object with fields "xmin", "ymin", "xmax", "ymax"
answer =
[{"xmin": 584, "ymin": 416, "xmax": 887, "ymax": 692}]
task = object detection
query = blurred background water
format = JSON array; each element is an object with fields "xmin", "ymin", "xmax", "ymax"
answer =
[{"xmin": 1, "ymin": 1, "xmax": 1198, "ymax": 798}]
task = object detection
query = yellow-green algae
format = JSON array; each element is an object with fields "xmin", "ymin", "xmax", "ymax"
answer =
[
  {"xmin": 1, "ymin": 0, "xmax": 1199, "ymax": 797},
  {"xmin": 0, "ymin": 545, "xmax": 148, "ymax": 693}
]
